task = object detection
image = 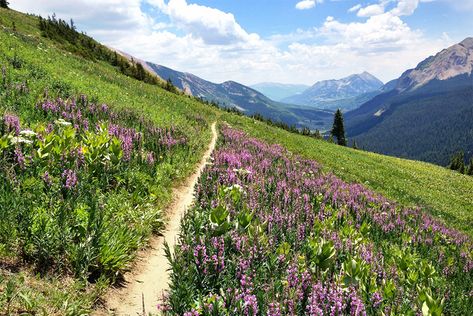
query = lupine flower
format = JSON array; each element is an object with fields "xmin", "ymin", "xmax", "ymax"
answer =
[
  {"xmin": 62, "ymin": 169, "xmax": 78, "ymax": 189},
  {"xmin": 42, "ymin": 171, "xmax": 52, "ymax": 186},
  {"xmin": 14, "ymin": 147, "xmax": 25, "ymax": 169},
  {"xmin": 371, "ymin": 292, "xmax": 382, "ymax": 308},
  {"xmin": 3, "ymin": 114, "xmax": 20, "ymax": 135}
]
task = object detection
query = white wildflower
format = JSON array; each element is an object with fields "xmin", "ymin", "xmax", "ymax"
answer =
[
  {"xmin": 224, "ymin": 184, "xmax": 244, "ymax": 193},
  {"xmin": 55, "ymin": 119, "xmax": 72, "ymax": 126},
  {"xmin": 10, "ymin": 136, "xmax": 32, "ymax": 144},
  {"xmin": 233, "ymin": 168, "xmax": 252, "ymax": 175},
  {"xmin": 19, "ymin": 130, "xmax": 37, "ymax": 137}
]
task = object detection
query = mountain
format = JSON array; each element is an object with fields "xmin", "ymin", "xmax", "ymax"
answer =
[
  {"xmin": 147, "ymin": 63, "xmax": 334, "ymax": 130},
  {"xmin": 250, "ymin": 82, "xmax": 309, "ymax": 101},
  {"xmin": 282, "ymin": 72, "xmax": 384, "ymax": 111},
  {"xmin": 346, "ymin": 37, "xmax": 473, "ymax": 166}
]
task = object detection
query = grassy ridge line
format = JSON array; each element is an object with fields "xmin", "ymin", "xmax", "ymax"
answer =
[{"xmin": 224, "ymin": 114, "xmax": 473, "ymax": 236}]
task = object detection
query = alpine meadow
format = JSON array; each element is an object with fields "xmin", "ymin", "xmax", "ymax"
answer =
[{"xmin": 1, "ymin": 2, "xmax": 473, "ymax": 316}]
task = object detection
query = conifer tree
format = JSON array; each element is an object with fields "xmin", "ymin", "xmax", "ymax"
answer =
[
  {"xmin": 466, "ymin": 158, "xmax": 473, "ymax": 176},
  {"xmin": 331, "ymin": 109, "xmax": 347, "ymax": 146},
  {"xmin": 0, "ymin": 0, "xmax": 9, "ymax": 9},
  {"xmin": 449, "ymin": 151, "xmax": 465, "ymax": 173},
  {"xmin": 301, "ymin": 127, "xmax": 311, "ymax": 136},
  {"xmin": 352, "ymin": 140, "xmax": 358, "ymax": 149},
  {"xmin": 312, "ymin": 129, "xmax": 322, "ymax": 139},
  {"xmin": 165, "ymin": 78, "xmax": 177, "ymax": 93}
]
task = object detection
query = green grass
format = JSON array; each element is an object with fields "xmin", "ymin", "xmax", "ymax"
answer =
[
  {"xmin": 223, "ymin": 114, "xmax": 473, "ymax": 236},
  {"xmin": 0, "ymin": 8, "xmax": 216, "ymax": 314}
]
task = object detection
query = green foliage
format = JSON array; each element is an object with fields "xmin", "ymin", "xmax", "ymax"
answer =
[
  {"xmin": 331, "ymin": 108, "xmax": 347, "ymax": 146},
  {"xmin": 0, "ymin": 0, "xmax": 8, "ymax": 9},
  {"xmin": 306, "ymin": 237, "xmax": 337, "ymax": 274},
  {"xmin": 467, "ymin": 158, "xmax": 473, "ymax": 176},
  {"xmin": 449, "ymin": 151, "xmax": 465, "ymax": 174}
]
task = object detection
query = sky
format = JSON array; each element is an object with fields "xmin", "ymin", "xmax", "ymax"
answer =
[{"xmin": 10, "ymin": 0, "xmax": 473, "ymax": 85}]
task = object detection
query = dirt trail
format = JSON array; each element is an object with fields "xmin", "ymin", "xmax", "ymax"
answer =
[{"xmin": 98, "ymin": 122, "xmax": 217, "ymax": 316}]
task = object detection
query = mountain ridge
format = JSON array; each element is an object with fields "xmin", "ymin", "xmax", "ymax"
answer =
[
  {"xmin": 346, "ymin": 37, "xmax": 473, "ymax": 165},
  {"xmin": 395, "ymin": 37, "xmax": 473, "ymax": 92},
  {"xmin": 282, "ymin": 72, "xmax": 384, "ymax": 111},
  {"xmin": 146, "ymin": 62, "xmax": 334, "ymax": 130}
]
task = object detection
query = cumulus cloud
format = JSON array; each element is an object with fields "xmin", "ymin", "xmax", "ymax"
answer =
[
  {"xmin": 156, "ymin": 0, "xmax": 259, "ymax": 45},
  {"xmin": 295, "ymin": 0, "xmax": 317, "ymax": 10},
  {"xmin": 321, "ymin": 13, "xmax": 422, "ymax": 53},
  {"xmin": 357, "ymin": 4, "xmax": 386, "ymax": 17},
  {"xmin": 348, "ymin": 4, "xmax": 362, "ymax": 13},
  {"xmin": 8, "ymin": 0, "xmax": 454, "ymax": 85},
  {"xmin": 391, "ymin": 0, "xmax": 420, "ymax": 16}
]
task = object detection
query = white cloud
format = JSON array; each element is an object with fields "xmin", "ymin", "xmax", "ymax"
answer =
[
  {"xmin": 322, "ymin": 13, "xmax": 421, "ymax": 50},
  {"xmin": 8, "ymin": 0, "xmax": 455, "ymax": 85},
  {"xmin": 156, "ymin": 0, "xmax": 259, "ymax": 45},
  {"xmin": 357, "ymin": 4, "xmax": 386, "ymax": 17},
  {"xmin": 348, "ymin": 4, "xmax": 362, "ymax": 13},
  {"xmin": 10, "ymin": 0, "xmax": 152, "ymax": 42},
  {"xmin": 296, "ymin": 0, "xmax": 316, "ymax": 10},
  {"xmin": 390, "ymin": 0, "xmax": 420, "ymax": 16}
]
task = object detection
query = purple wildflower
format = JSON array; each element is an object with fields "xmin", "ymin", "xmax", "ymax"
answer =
[
  {"xmin": 3, "ymin": 114, "xmax": 21, "ymax": 135},
  {"xmin": 62, "ymin": 169, "xmax": 78, "ymax": 189},
  {"xmin": 14, "ymin": 147, "xmax": 25, "ymax": 169}
]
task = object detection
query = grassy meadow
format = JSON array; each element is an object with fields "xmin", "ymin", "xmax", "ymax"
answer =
[{"xmin": 0, "ymin": 7, "xmax": 472, "ymax": 314}]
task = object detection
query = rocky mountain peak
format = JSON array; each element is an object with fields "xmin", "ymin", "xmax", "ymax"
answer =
[{"xmin": 397, "ymin": 37, "xmax": 473, "ymax": 91}]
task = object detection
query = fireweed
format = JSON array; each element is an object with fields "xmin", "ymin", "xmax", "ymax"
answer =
[
  {"xmin": 0, "ymin": 95, "xmax": 189, "ymax": 281},
  {"xmin": 163, "ymin": 126, "xmax": 472, "ymax": 315}
]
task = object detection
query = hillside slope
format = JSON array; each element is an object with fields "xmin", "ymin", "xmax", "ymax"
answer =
[
  {"xmin": 224, "ymin": 113, "xmax": 473, "ymax": 236},
  {"xmin": 346, "ymin": 38, "xmax": 473, "ymax": 165},
  {"xmin": 0, "ymin": 8, "xmax": 216, "ymax": 315}
]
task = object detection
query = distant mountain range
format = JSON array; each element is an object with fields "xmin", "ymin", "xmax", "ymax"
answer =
[
  {"xmin": 146, "ymin": 63, "xmax": 334, "ymax": 130},
  {"xmin": 128, "ymin": 38, "xmax": 473, "ymax": 167},
  {"xmin": 250, "ymin": 83, "xmax": 309, "ymax": 101},
  {"xmin": 282, "ymin": 72, "xmax": 384, "ymax": 111},
  {"xmin": 346, "ymin": 37, "xmax": 473, "ymax": 165}
]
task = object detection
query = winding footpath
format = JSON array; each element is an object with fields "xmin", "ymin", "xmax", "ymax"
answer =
[{"xmin": 98, "ymin": 122, "xmax": 217, "ymax": 316}]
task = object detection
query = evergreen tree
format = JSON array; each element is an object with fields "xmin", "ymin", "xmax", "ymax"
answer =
[
  {"xmin": 352, "ymin": 140, "xmax": 358, "ymax": 150},
  {"xmin": 135, "ymin": 63, "xmax": 146, "ymax": 81},
  {"xmin": 466, "ymin": 158, "xmax": 473, "ymax": 176},
  {"xmin": 312, "ymin": 129, "xmax": 322, "ymax": 139},
  {"xmin": 0, "ymin": 0, "xmax": 9, "ymax": 9},
  {"xmin": 165, "ymin": 78, "xmax": 177, "ymax": 93},
  {"xmin": 301, "ymin": 127, "xmax": 311, "ymax": 136},
  {"xmin": 331, "ymin": 109, "xmax": 347, "ymax": 146},
  {"xmin": 449, "ymin": 151, "xmax": 465, "ymax": 173}
]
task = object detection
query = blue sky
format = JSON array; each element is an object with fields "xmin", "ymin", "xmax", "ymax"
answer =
[{"xmin": 11, "ymin": 0, "xmax": 473, "ymax": 85}]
